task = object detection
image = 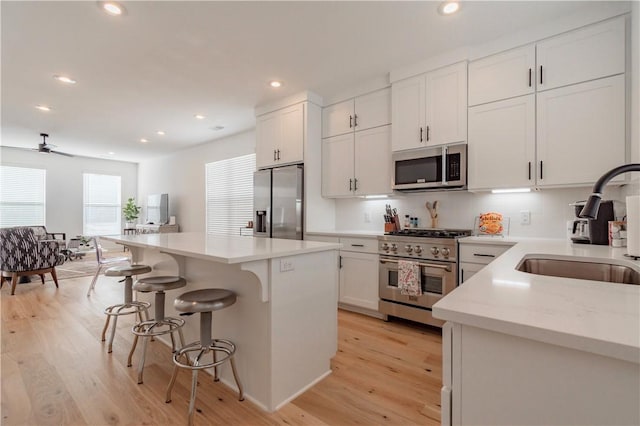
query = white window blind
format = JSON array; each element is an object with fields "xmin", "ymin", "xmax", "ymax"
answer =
[
  {"xmin": 83, "ymin": 173, "xmax": 122, "ymax": 236},
  {"xmin": 0, "ymin": 165, "xmax": 46, "ymax": 227},
  {"xmin": 206, "ymin": 154, "xmax": 256, "ymax": 236}
]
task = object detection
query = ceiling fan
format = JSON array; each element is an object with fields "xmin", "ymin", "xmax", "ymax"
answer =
[{"xmin": 34, "ymin": 133, "xmax": 74, "ymax": 157}]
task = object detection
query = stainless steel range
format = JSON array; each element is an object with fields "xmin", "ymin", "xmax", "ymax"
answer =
[{"xmin": 378, "ymin": 228, "xmax": 472, "ymax": 327}]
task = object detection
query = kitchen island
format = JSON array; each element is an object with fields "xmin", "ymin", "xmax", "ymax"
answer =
[
  {"xmin": 433, "ymin": 239, "xmax": 640, "ymax": 425},
  {"xmin": 102, "ymin": 232, "xmax": 341, "ymax": 412}
]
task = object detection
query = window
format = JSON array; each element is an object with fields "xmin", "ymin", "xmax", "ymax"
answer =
[
  {"xmin": 206, "ymin": 154, "xmax": 256, "ymax": 235},
  {"xmin": 83, "ymin": 173, "xmax": 122, "ymax": 236},
  {"xmin": 0, "ymin": 165, "xmax": 46, "ymax": 227}
]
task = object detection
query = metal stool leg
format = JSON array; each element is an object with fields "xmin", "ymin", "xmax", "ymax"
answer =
[
  {"xmin": 188, "ymin": 368, "xmax": 198, "ymax": 426},
  {"xmin": 165, "ymin": 363, "xmax": 180, "ymax": 403},
  {"xmin": 127, "ymin": 334, "xmax": 139, "ymax": 367},
  {"xmin": 101, "ymin": 314, "xmax": 111, "ymax": 342},
  {"xmin": 137, "ymin": 334, "xmax": 150, "ymax": 384},
  {"xmin": 229, "ymin": 355, "xmax": 245, "ymax": 401},
  {"xmin": 107, "ymin": 313, "xmax": 119, "ymax": 353}
]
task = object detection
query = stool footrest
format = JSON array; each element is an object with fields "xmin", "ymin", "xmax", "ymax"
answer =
[
  {"xmin": 104, "ymin": 301, "xmax": 150, "ymax": 317},
  {"xmin": 172, "ymin": 339, "xmax": 236, "ymax": 370},
  {"xmin": 132, "ymin": 317, "xmax": 185, "ymax": 337}
]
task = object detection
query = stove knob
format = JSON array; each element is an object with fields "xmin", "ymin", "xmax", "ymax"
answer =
[
  {"xmin": 430, "ymin": 247, "xmax": 439, "ymax": 256},
  {"xmin": 414, "ymin": 245, "xmax": 423, "ymax": 254},
  {"xmin": 381, "ymin": 243, "xmax": 389, "ymax": 251},
  {"xmin": 405, "ymin": 245, "xmax": 413, "ymax": 253},
  {"xmin": 441, "ymin": 247, "xmax": 450, "ymax": 258},
  {"xmin": 390, "ymin": 243, "xmax": 398, "ymax": 252}
]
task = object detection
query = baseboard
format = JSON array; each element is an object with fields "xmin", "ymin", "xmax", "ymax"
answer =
[{"xmin": 338, "ymin": 303, "xmax": 386, "ymax": 319}]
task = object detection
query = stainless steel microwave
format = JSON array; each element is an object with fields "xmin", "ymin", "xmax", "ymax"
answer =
[{"xmin": 392, "ymin": 144, "xmax": 467, "ymax": 191}]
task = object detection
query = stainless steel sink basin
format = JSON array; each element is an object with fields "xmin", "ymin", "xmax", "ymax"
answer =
[{"xmin": 516, "ymin": 256, "xmax": 640, "ymax": 285}]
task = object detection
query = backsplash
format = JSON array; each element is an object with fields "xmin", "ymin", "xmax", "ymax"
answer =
[{"xmin": 335, "ymin": 186, "xmax": 626, "ymax": 238}]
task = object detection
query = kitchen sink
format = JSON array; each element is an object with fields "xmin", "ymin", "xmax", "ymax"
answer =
[{"xmin": 516, "ymin": 256, "xmax": 640, "ymax": 285}]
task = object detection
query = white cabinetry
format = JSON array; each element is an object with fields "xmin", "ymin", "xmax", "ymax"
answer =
[
  {"xmin": 467, "ymin": 17, "xmax": 626, "ymax": 191},
  {"xmin": 458, "ymin": 241, "xmax": 514, "ymax": 284},
  {"xmin": 392, "ymin": 61, "xmax": 467, "ymax": 151},
  {"xmin": 322, "ymin": 126, "xmax": 392, "ymax": 197},
  {"xmin": 322, "ymin": 88, "xmax": 391, "ymax": 138},
  {"xmin": 256, "ymin": 103, "xmax": 304, "ymax": 169}
]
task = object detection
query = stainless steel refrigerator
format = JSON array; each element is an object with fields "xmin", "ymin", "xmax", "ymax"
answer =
[{"xmin": 253, "ymin": 164, "xmax": 303, "ymax": 240}]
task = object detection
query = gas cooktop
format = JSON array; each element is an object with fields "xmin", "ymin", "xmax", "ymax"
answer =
[{"xmin": 384, "ymin": 228, "xmax": 472, "ymax": 239}]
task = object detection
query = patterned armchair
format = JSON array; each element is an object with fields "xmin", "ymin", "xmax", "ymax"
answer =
[{"xmin": 0, "ymin": 226, "xmax": 65, "ymax": 295}]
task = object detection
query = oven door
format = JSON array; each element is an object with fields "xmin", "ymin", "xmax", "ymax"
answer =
[{"xmin": 378, "ymin": 256, "xmax": 456, "ymax": 308}]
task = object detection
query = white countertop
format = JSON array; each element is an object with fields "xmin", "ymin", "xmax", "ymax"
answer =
[
  {"xmin": 433, "ymin": 239, "xmax": 640, "ymax": 363},
  {"xmin": 306, "ymin": 230, "xmax": 384, "ymax": 238},
  {"xmin": 103, "ymin": 232, "xmax": 341, "ymax": 264}
]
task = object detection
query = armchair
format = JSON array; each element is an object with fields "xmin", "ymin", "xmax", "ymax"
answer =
[
  {"xmin": 0, "ymin": 226, "xmax": 65, "ymax": 295},
  {"xmin": 28, "ymin": 225, "xmax": 66, "ymax": 250}
]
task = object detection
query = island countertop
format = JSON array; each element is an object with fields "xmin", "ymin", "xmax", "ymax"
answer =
[
  {"xmin": 433, "ymin": 239, "xmax": 640, "ymax": 363},
  {"xmin": 102, "ymin": 232, "xmax": 341, "ymax": 264}
]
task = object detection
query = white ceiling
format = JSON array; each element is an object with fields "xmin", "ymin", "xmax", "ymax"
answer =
[{"xmin": 1, "ymin": 1, "xmax": 612, "ymax": 162}]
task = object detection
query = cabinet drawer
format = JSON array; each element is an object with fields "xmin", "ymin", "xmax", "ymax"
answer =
[
  {"xmin": 305, "ymin": 235, "xmax": 340, "ymax": 244},
  {"xmin": 459, "ymin": 243, "xmax": 513, "ymax": 264},
  {"xmin": 339, "ymin": 237, "xmax": 378, "ymax": 253}
]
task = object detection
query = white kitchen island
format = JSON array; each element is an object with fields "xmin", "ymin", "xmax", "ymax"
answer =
[
  {"xmin": 102, "ymin": 232, "xmax": 341, "ymax": 412},
  {"xmin": 433, "ymin": 239, "xmax": 640, "ymax": 426}
]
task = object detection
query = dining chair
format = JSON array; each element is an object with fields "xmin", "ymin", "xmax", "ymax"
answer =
[{"xmin": 87, "ymin": 237, "xmax": 130, "ymax": 297}]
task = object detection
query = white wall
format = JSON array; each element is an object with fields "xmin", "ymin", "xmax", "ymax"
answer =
[
  {"xmin": 335, "ymin": 186, "xmax": 625, "ymax": 239},
  {"xmin": 0, "ymin": 146, "xmax": 138, "ymax": 238},
  {"xmin": 137, "ymin": 130, "xmax": 255, "ymax": 232}
]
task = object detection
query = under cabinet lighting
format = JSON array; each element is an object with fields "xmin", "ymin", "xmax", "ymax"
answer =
[
  {"xmin": 364, "ymin": 195, "xmax": 389, "ymax": 199},
  {"xmin": 53, "ymin": 75, "xmax": 77, "ymax": 84},
  {"xmin": 35, "ymin": 105, "xmax": 51, "ymax": 111},
  {"xmin": 491, "ymin": 188, "xmax": 531, "ymax": 194}
]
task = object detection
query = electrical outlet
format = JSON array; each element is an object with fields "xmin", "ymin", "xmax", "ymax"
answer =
[
  {"xmin": 280, "ymin": 259, "xmax": 294, "ymax": 272},
  {"xmin": 364, "ymin": 212, "xmax": 371, "ymax": 223},
  {"xmin": 520, "ymin": 210, "xmax": 531, "ymax": 225}
]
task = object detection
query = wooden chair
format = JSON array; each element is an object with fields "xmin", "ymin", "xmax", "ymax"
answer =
[{"xmin": 86, "ymin": 237, "xmax": 130, "ymax": 297}]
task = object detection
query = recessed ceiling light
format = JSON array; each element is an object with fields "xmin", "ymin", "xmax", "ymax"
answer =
[
  {"xmin": 108, "ymin": 151, "xmax": 115, "ymax": 155},
  {"xmin": 269, "ymin": 81, "xmax": 283, "ymax": 88},
  {"xmin": 140, "ymin": 138, "xmax": 148, "ymax": 143},
  {"xmin": 35, "ymin": 105, "xmax": 51, "ymax": 111},
  {"xmin": 53, "ymin": 75, "xmax": 77, "ymax": 84},
  {"xmin": 438, "ymin": 1, "xmax": 460, "ymax": 15},
  {"xmin": 156, "ymin": 131, "xmax": 165, "ymax": 136},
  {"xmin": 99, "ymin": 1, "xmax": 126, "ymax": 16},
  {"xmin": 194, "ymin": 114, "xmax": 206, "ymax": 120}
]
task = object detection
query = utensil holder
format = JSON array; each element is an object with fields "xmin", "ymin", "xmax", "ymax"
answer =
[{"xmin": 384, "ymin": 223, "xmax": 395, "ymax": 233}]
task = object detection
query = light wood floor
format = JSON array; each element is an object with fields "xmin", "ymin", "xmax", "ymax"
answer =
[{"xmin": 1, "ymin": 274, "xmax": 443, "ymax": 425}]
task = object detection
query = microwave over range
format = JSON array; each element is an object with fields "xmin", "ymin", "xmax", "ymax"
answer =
[{"xmin": 392, "ymin": 144, "xmax": 467, "ymax": 191}]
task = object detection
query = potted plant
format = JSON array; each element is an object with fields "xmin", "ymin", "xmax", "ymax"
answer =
[{"xmin": 123, "ymin": 197, "xmax": 141, "ymax": 229}]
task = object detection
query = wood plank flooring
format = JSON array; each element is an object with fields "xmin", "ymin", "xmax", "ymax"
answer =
[{"xmin": 1, "ymin": 275, "xmax": 443, "ymax": 425}]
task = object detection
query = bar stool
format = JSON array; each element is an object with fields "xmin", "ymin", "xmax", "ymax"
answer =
[
  {"xmin": 129, "ymin": 275, "xmax": 187, "ymax": 384},
  {"xmin": 165, "ymin": 289, "xmax": 244, "ymax": 425},
  {"xmin": 101, "ymin": 264, "xmax": 153, "ymax": 354}
]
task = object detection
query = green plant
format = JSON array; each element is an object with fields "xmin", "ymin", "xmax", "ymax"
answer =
[{"xmin": 123, "ymin": 197, "xmax": 141, "ymax": 222}]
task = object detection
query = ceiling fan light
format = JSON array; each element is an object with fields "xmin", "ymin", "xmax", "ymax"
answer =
[
  {"xmin": 100, "ymin": 1, "xmax": 126, "ymax": 16},
  {"xmin": 438, "ymin": 1, "xmax": 460, "ymax": 15}
]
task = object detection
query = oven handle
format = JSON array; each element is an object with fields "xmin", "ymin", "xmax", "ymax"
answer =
[{"xmin": 379, "ymin": 258, "xmax": 452, "ymax": 272}]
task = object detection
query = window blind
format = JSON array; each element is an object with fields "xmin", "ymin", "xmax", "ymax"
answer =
[
  {"xmin": 83, "ymin": 173, "xmax": 122, "ymax": 236},
  {"xmin": 206, "ymin": 154, "xmax": 256, "ymax": 236},
  {"xmin": 0, "ymin": 165, "xmax": 46, "ymax": 227}
]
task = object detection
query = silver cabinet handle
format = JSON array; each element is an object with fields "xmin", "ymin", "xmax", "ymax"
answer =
[
  {"xmin": 528, "ymin": 68, "xmax": 532, "ymax": 87},
  {"xmin": 349, "ymin": 115, "xmax": 353, "ymax": 128},
  {"xmin": 540, "ymin": 160, "xmax": 544, "ymax": 180},
  {"xmin": 473, "ymin": 253, "xmax": 495, "ymax": 258},
  {"xmin": 277, "ymin": 149, "xmax": 281, "ymax": 160},
  {"xmin": 528, "ymin": 162, "xmax": 532, "ymax": 180},
  {"xmin": 426, "ymin": 125, "xmax": 430, "ymax": 142},
  {"xmin": 539, "ymin": 65, "xmax": 543, "ymax": 85},
  {"xmin": 420, "ymin": 127, "xmax": 423, "ymax": 142},
  {"xmin": 349, "ymin": 178, "xmax": 353, "ymax": 191},
  {"xmin": 351, "ymin": 244, "xmax": 364, "ymax": 247},
  {"xmin": 354, "ymin": 114, "xmax": 358, "ymax": 127},
  {"xmin": 353, "ymin": 178, "xmax": 358, "ymax": 191},
  {"xmin": 273, "ymin": 150, "xmax": 277, "ymax": 161}
]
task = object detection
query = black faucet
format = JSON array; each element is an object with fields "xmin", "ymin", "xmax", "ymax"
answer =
[{"xmin": 579, "ymin": 163, "xmax": 640, "ymax": 219}]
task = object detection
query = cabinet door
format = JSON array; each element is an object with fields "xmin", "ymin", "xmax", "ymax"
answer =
[
  {"xmin": 322, "ymin": 134, "xmax": 354, "ymax": 197},
  {"xmin": 537, "ymin": 75, "xmax": 625, "ymax": 187},
  {"xmin": 458, "ymin": 262, "xmax": 484, "ymax": 284},
  {"xmin": 425, "ymin": 62, "xmax": 467, "ymax": 147},
  {"xmin": 256, "ymin": 111, "xmax": 280, "ymax": 169},
  {"xmin": 468, "ymin": 45, "xmax": 536, "ymax": 106},
  {"xmin": 322, "ymin": 99, "xmax": 354, "ymax": 138},
  {"xmin": 392, "ymin": 74, "xmax": 425, "ymax": 151},
  {"xmin": 468, "ymin": 95, "xmax": 535, "ymax": 190},
  {"xmin": 279, "ymin": 103, "xmax": 304, "ymax": 165},
  {"xmin": 339, "ymin": 251, "xmax": 379, "ymax": 311},
  {"xmin": 354, "ymin": 87, "xmax": 391, "ymax": 131},
  {"xmin": 536, "ymin": 17, "xmax": 625, "ymax": 92},
  {"xmin": 354, "ymin": 125, "xmax": 392, "ymax": 196}
]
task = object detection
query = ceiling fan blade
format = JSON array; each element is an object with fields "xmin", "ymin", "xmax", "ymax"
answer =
[{"xmin": 50, "ymin": 149, "xmax": 74, "ymax": 157}]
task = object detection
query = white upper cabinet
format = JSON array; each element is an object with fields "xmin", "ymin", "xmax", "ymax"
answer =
[
  {"xmin": 256, "ymin": 103, "xmax": 304, "ymax": 169},
  {"xmin": 468, "ymin": 95, "xmax": 536, "ymax": 191},
  {"xmin": 468, "ymin": 45, "xmax": 536, "ymax": 106},
  {"xmin": 322, "ymin": 125, "xmax": 392, "ymax": 197},
  {"xmin": 536, "ymin": 75, "xmax": 625, "ymax": 187},
  {"xmin": 322, "ymin": 88, "xmax": 391, "ymax": 138},
  {"xmin": 536, "ymin": 17, "xmax": 625, "ymax": 92},
  {"xmin": 392, "ymin": 62, "xmax": 467, "ymax": 151}
]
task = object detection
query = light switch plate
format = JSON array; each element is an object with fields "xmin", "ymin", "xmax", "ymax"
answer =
[
  {"xmin": 280, "ymin": 259, "xmax": 294, "ymax": 272},
  {"xmin": 520, "ymin": 210, "xmax": 531, "ymax": 225}
]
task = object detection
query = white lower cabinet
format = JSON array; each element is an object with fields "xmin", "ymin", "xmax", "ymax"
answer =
[
  {"xmin": 442, "ymin": 323, "xmax": 640, "ymax": 425},
  {"xmin": 458, "ymin": 241, "xmax": 514, "ymax": 285},
  {"xmin": 339, "ymin": 250, "xmax": 379, "ymax": 311}
]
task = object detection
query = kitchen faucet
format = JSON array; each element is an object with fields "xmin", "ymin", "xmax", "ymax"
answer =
[{"xmin": 579, "ymin": 163, "xmax": 640, "ymax": 219}]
